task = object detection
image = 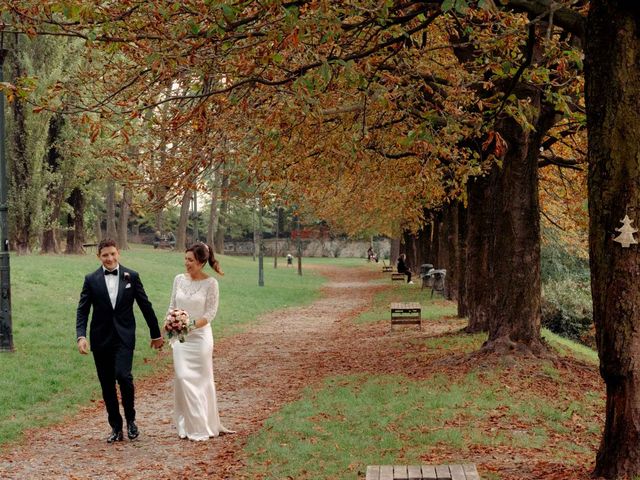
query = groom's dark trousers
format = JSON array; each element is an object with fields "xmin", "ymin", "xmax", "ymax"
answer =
[{"xmin": 76, "ymin": 266, "xmax": 160, "ymax": 431}]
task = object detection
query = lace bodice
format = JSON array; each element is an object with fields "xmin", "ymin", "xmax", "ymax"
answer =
[{"xmin": 168, "ymin": 274, "xmax": 219, "ymax": 324}]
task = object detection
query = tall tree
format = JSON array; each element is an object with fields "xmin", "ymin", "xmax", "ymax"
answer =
[
  {"xmin": 176, "ymin": 190, "xmax": 192, "ymax": 251},
  {"xmin": 585, "ymin": 2, "xmax": 640, "ymax": 477},
  {"xmin": 117, "ymin": 185, "xmax": 131, "ymax": 250}
]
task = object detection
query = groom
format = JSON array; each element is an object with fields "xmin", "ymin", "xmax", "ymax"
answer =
[{"xmin": 76, "ymin": 238, "xmax": 164, "ymax": 443}]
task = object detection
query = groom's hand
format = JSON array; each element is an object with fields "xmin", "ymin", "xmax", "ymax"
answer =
[
  {"xmin": 77, "ymin": 337, "xmax": 89, "ymax": 355},
  {"xmin": 150, "ymin": 337, "xmax": 164, "ymax": 350}
]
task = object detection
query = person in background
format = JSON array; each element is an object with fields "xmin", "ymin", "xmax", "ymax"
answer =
[{"xmin": 397, "ymin": 253, "xmax": 414, "ymax": 284}]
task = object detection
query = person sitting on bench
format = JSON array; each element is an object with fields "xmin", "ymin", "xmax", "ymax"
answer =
[{"xmin": 396, "ymin": 253, "xmax": 413, "ymax": 284}]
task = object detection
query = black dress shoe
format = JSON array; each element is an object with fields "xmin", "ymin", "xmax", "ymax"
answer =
[
  {"xmin": 107, "ymin": 428, "xmax": 123, "ymax": 443},
  {"xmin": 127, "ymin": 421, "xmax": 139, "ymax": 440}
]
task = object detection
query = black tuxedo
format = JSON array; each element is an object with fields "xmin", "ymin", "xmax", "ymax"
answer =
[{"xmin": 76, "ymin": 265, "xmax": 160, "ymax": 431}]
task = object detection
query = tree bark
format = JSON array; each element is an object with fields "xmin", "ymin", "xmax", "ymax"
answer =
[
  {"xmin": 482, "ymin": 97, "xmax": 555, "ymax": 356},
  {"xmin": 8, "ymin": 52, "xmax": 32, "ymax": 254},
  {"xmin": 586, "ymin": 3, "xmax": 640, "ymax": 477},
  {"xmin": 41, "ymin": 114, "xmax": 65, "ymax": 254},
  {"xmin": 444, "ymin": 201, "xmax": 459, "ymax": 301},
  {"xmin": 105, "ymin": 181, "xmax": 117, "ymax": 240},
  {"xmin": 117, "ymin": 185, "xmax": 131, "ymax": 250},
  {"xmin": 457, "ymin": 203, "xmax": 468, "ymax": 318},
  {"xmin": 65, "ymin": 187, "xmax": 85, "ymax": 254},
  {"xmin": 465, "ymin": 173, "xmax": 495, "ymax": 333},
  {"xmin": 176, "ymin": 190, "xmax": 192, "ymax": 251},
  {"xmin": 206, "ymin": 178, "xmax": 219, "ymax": 246},
  {"xmin": 390, "ymin": 237, "xmax": 400, "ymax": 265},
  {"xmin": 214, "ymin": 171, "xmax": 230, "ymax": 254}
]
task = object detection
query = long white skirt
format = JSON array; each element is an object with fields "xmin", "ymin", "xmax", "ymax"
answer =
[{"xmin": 172, "ymin": 326, "xmax": 233, "ymax": 441}]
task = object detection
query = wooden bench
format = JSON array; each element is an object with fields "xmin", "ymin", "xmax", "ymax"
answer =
[
  {"xmin": 153, "ymin": 240, "xmax": 175, "ymax": 250},
  {"xmin": 382, "ymin": 265, "xmax": 393, "ymax": 272},
  {"xmin": 390, "ymin": 302, "xmax": 421, "ymax": 329},
  {"xmin": 366, "ymin": 464, "xmax": 480, "ymax": 480},
  {"xmin": 81, "ymin": 243, "xmax": 98, "ymax": 253},
  {"xmin": 391, "ymin": 272, "xmax": 405, "ymax": 281}
]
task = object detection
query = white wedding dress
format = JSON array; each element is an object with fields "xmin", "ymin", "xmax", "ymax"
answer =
[{"xmin": 168, "ymin": 274, "xmax": 234, "ymax": 440}]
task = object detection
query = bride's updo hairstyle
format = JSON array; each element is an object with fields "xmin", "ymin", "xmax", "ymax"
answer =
[{"xmin": 187, "ymin": 243, "xmax": 223, "ymax": 275}]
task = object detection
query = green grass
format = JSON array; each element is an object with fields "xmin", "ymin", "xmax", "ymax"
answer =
[
  {"xmin": 541, "ymin": 328, "xmax": 599, "ymax": 364},
  {"xmin": 0, "ymin": 245, "xmax": 327, "ymax": 447},
  {"xmin": 241, "ymin": 276, "xmax": 603, "ymax": 480},
  {"xmin": 354, "ymin": 282, "xmax": 457, "ymax": 324},
  {"xmin": 243, "ymin": 370, "xmax": 603, "ymax": 479}
]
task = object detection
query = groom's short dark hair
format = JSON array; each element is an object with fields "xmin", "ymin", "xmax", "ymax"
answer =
[{"xmin": 98, "ymin": 238, "xmax": 118, "ymax": 254}]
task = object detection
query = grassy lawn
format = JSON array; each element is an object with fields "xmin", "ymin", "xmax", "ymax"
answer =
[
  {"xmin": 0, "ymin": 245, "xmax": 326, "ymax": 447},
  {"xmin": 242, "ymin": 281, "xmax": 603, "ymax": 480}
]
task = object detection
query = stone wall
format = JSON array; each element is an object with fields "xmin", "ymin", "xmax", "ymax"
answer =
[{"xmin": 223, "ymin": 238, "xmax": 391, "ymax": 259}]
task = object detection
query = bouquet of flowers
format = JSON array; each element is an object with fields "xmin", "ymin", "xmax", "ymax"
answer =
[{"xmin": 164, "ymin": 309, "xmax": 195, "ymax": 343}]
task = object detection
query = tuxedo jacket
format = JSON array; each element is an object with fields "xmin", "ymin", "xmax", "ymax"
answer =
[{"xmin": 76, "ymin": 265, "xmax": 161, "ymax": 351}]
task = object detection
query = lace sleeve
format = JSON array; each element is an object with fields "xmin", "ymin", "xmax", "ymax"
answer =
[
  {"xmin": 202, "ymin": 278, "xmax": 220, "ymax": 324},
  {"xmin": 167, "ymin": 275, "xmax": 179, "ymax": 315}
]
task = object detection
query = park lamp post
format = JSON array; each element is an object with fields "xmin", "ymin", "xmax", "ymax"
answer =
[{"xmin": 0, "ymin": 31, "xmax": 13, "ymax": 352}]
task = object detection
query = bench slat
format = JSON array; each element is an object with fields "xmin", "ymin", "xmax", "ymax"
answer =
[
  {"xmin": 462, "ymin": 464, "xmax": 480, "ymax": 480},
  {"xmin": 366, "ymin": 465, "xmax": 381, "ymax": 480},
  {"xmin": 394, "ymin": 465, "xmax": 409, "ymax": 479},
  {"xmin": 449, "ymin": 464, "xmax": 466, "ymax": 480},
  {"xmin": 407, "ymin": 465, "xmax": 422, "ymax": 480},
  {"xmin": 380, "ymin": 465, "xmax": 394, "ymax": 480},
  {"xmin": 421, "ymin": 465, "xmax": 437, "ymax": 480},
  {"xmin": 435, "ymin": 464, "xmax": 452, "ymax": 479}
]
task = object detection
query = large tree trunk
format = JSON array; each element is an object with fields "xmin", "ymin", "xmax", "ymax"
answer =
[
  {"xmin": 457, "ymin": 203, "xmax": 468, "ymax": 318},
  {"xmin": 105, "ymin": 181, "xmax": 117, "ymax": 240},
  {"xmin": 41, "ymin": 114, "xmax": 65, "ymax": 254},
  {"xmin": 176, "ymin": 190, "xmax": 192, "ymax": 251},
  {"xmin": 214, "ymin": 171, "xmax": 230, "ymax": 254},
  {"xmin": 8, "ymin": 54, "xmax": 32, "ymax": 255},
  {"xmin": 465, "ymin": 173, "xmax": 495, "ymax": 333},
  {"xmin": 117, "ymin": 185, "xmax": 131, "ymax": 249},
  {"xmin": 390, "ymin": 237, "xmax": 400, "ymax": 265},
  {"xmin": 206, "ymin": 179, "xmax": 219, "ymax": 246},
  {"xmin": 586, "ymin": 4, "xmax": 640, "ymax": 478},
  {"xmin": 482, "ymin": 96, "xmax": 555, "ymax": 356},
  {"xmin": 65, "ymin": 187, "xmax": 85, "ymax": 254},
  {"xmin": 443, "ymin": 201, "xmax": 459, "ymax": 301}
]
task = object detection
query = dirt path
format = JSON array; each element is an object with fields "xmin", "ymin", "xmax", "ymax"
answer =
[
  {"xmin": 0, "ymin": 264, "xmax": 602, "ymax": 480},
  {"xmin": 0, "ymin": 265, "xmax": 388, "ymax": 480}
]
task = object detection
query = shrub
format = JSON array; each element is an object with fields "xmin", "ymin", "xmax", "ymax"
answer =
[{"xmin": 541, "ymin": 278, "xmax": 593, "ymax": 344}]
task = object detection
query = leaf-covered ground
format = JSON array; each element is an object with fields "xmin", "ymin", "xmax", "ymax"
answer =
[{"xmin": 0, "ymin": 265, "xmax": 603, "ymax": 479}]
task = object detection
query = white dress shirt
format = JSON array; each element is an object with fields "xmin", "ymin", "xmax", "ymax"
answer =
[{"xmin": 103, "ymin": 265, "xmax": 120, "ymax": 309}]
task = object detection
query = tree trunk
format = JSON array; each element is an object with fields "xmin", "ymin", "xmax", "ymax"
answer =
[
  {"xmin": 105, "ymin": 181, "xmax": 117, "ymax": 240},
  {"xmin": 117, "ymin": 185, "xmax": 131, "ymax": 250},
  {"xmin": 586, "ymin": 4, "xmax": 640, "ymax": 477},
  {"xmin": 274, "ymin": 206, "xmax": 280, "ymax": 268},
  {"xmin": 65, "ymin": 187, "xmax": 85, "ymax": 254},
  {"xmin": 214, "ymin": 172, "xmax": 230, "ymax": 254},
  {"xmin": 482, "ymin": 96, "xmax": 555, "ymax": 356},
  {"xmin": 444, "ymin": 201, "xmax": 459, "ymax": 301},
  {"xmin": 457, "ymin": 203, "xmax": 468, "ymax": 318},
  {"xmin": 465, "ymin": 173, "xmax": 495, "ymax": 333},
  {"xmin": 206, "ymin": 180, "xmax": 219, "ymax": 246},
  {"xmin": 8, "ymin": 54, "xmax": 32, "ymax": 255},
  {"xmin": 390, "ymin": 237, "xmax": 400, "ymax": 265},
  {"xmin": 41, "ymin": 114, "xmax": 65, "ymax": 254},
  {"xmin": 176, "ymin": 190, "xmax": 192, "ymax": 251}
]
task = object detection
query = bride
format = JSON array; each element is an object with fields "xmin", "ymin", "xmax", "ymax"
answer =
[{"xmin": 166, "ymin": 242, "xmax": 234, "ymax": 440}]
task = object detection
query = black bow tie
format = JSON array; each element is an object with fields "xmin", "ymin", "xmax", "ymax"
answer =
[{"xmin": 104, "ymin": 269, "xmax": 118, "ymax": 276}]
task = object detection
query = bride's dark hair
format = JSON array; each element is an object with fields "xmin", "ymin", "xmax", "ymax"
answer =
[{"xmin": 187, "ymin": 243, "xmax": 223, "ymax": 275}]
